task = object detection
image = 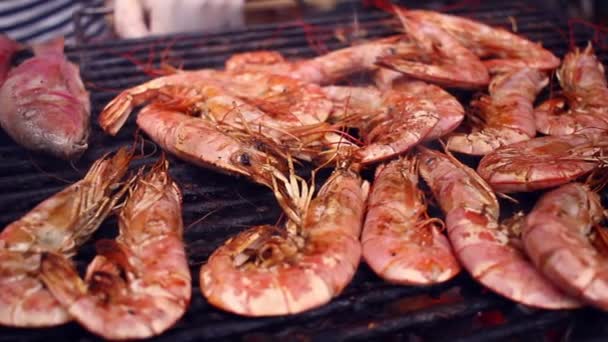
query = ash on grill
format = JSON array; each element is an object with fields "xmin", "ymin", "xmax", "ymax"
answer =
[{"xmin": 1, "ymin": 0, "xmax": 608, "ymax": 341}]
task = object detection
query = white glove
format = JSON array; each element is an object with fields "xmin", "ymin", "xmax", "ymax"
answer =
[{"xmin": 112, "ymin": 0, "xmax": 245, "ymax": 39}]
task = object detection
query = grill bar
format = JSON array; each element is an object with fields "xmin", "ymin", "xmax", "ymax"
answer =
[
  {"xmin": 451, "ymin": 311, "xmax": 571, "ymax": 342},
  {"xmin": 309, "ymin": 296, "xmax": 505, "ymax": 341},
  {"xmin": 162, "ymin": 280, "xmax": 460, "ymax": 340}
]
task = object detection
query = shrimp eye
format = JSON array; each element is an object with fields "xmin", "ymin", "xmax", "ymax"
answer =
[
  {"xmin": 254, "ymin": 141, "xmax": 267, "ymax": 151},
  {"xmin": 188, "ymin": 106, "xmax": 202, "ymax": 116},
  {"xmin": 239, "ymin": 153, "xmax": 252, "ymax": 166}
]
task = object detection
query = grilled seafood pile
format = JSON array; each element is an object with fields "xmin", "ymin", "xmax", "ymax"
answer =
[
  {"xmin": 3, "ymin": 3, "xmax": 608, "ymax": 339},
  {"xmin": 92, "ymin": 5, "xmax": 608, "ymax": 317},
  {"xmin": 0, "ymin": 148, "xmax": 191, "ymax": 339},
  {"xmin": 0, "ymin": 148, "xmax": 133, "ymax": 328}
]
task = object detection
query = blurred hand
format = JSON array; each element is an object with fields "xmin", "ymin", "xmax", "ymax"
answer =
[{"xmin": 112, "ymin": 0, "xmax": 245, "ymax": 39}]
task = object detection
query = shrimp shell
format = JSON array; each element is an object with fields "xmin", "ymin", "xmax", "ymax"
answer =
[
  {"xmin": 477, "ymin": 133, "xmax": 607, "ymax": 193},
  {"xmin": 41, "ymin": 158, "xmax": 191, "ymax": 339},
  {"xmin": 523, "ymin": 182, "xmax": 607, "ymax": 310},
  {"xmin": 362, "ymin": 156, "xmax": 460, "ymax": 285},
  {"xmin": 419, "ymin": 148, "xmax": 581, "ymax": 309}
]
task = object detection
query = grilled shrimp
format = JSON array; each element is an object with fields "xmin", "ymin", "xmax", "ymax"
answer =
[
  {"xmin": 404, "ymin": 9, "xmax": 560, "ymax": 73},
  {"xmin": 395, "ymin": 80, "xmax": 464, "ymax": 141},
  {"xmin": 0, "ymin": 148, "xmax": 133, "ymax": 327},
  {"xmin": 228, "ymin": 9, "xmax": 489, "ymax": 89},
  {"xmin": 522, "ymin": 182, "xmax": 608, "ymax": 310},
  {"xmin": 378, "ymin": 7, "xmax": 489, "ymax": 89},
  {"xmin": 41, "ymin": 157, "xmax": 190, "ymax": 339},
  {"xmin": 200, "ymin": 161, "xmax": 369, "ymax": 316},
  {"xmin": 98, "ymin": 69, "xmax": 216, "ymax": 135},
  {"xmin": 98, "ymin": 70, "xmax": 332, "ymax": 137},
  {"xmin": 225, "ymin": 35, "xmax": 418, "ymax": 85},
  {"xmin": 418, "ymin": 148, "xmax": 581, "ymax": 309},
  {"xmin": 535, "ymin": 44, "xmax": 608, "ymax": 135},
  {"xmin": 477, "ymin": 132, "xmax": 607, "ymax": 193},
  {"xmin": 447, "ymin": 67, "xmax": 548, "ymax": 155},
  {"xmin": 135, "ymin": 104, "xmax": 287, "ymax": 187},
  {"xmin": 371, "ymin": 74, "xmax": 465, "ymax": 141},
  {"xmin": 322, "ymin": 85, "xmax": 448, "ymax": 164},
  {"xmin": 362, "ymin": 156, "xmax": 460, "ymax": 285}
]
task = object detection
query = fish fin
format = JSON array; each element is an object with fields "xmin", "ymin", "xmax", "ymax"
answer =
[
  {"xmin": 32, "ymin": 37, "xmax": 65, "ymax": 56},
  {"xmin": 40, "ymin": 252, "xmax": 87, "ymax": 306},
  {"xmin": 0, "ymin": 34, "xmax": 19, "ymax": 54}
]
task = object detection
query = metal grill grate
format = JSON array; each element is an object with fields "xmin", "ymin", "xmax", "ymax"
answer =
[{"xmin": 1, "ymin": 1, "xmax": 608, "ymax": 341}]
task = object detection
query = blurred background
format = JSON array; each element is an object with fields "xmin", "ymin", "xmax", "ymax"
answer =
[
  {"xmin": 70, "ymin": 0, "xmax": 608, "ymax": 45},
  {"xmin": 243, "ymin": 0, "xmax": 608, "ymax": 25}
]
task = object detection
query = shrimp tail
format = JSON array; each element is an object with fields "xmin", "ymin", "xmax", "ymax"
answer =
[
  {"xmin": 39, "ymin": 253, "xmax": 87, "ymax": 306},
  {"xmin": 92, "ymin": 239, "xmax": 138, "ymax": 276},
  {"xmin": 100, "ymin": 92, "xmax": 139, "ymax": 136}
]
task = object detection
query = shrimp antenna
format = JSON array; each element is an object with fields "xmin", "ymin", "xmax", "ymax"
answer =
[
  {"xmin": 68, "ymin": 159, "xmax": 83, "ymax": 175},
  {"xmin": 134, "ymin": 131, "xmax": 159, "ymax": 160},
  {"xmin": 186, "ymin": 207, "xmax": 224, "ymax": 230},
  {"xmin": 496, "ymin": 192, "xmax": 520, "ymax": 204},
  {"xmin": 126, "ymin": 130, "xmax": 145, "ymax": 159},
  {"xmin": 27, "ymin": 153, "xmax": 73, "ymax": 184},
  {"xmin": 586, "ymin": 166, "xmax": 608, "ymax": 193}
]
